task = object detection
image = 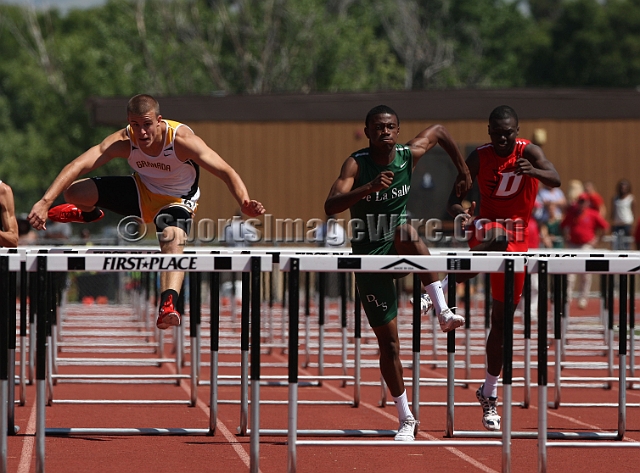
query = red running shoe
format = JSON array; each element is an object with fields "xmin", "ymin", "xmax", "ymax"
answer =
[
  {"xmin": 156, "ymin": 295, "xmax": 181, "ymax": 330},
  {"xmin": 48, "ymin": 204, "xmax": 104, "ymax": 223}
]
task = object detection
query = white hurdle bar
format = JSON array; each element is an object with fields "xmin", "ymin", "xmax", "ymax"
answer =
[
  {"xmin": 22, "ymin": 252, "xmax": 272, "ymax": 473},
  {"xmin": 280, "ymin": 254, "xmax": 524, "ymax": 473},
  {"xmin": 532, "ymin": 257, "xmax": 640, "ymax": 473}
]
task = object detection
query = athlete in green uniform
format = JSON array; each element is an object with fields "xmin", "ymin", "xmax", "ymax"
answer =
[{"xmin": 325, "ymin": 105, "xmax": 471, "ymax": 441}]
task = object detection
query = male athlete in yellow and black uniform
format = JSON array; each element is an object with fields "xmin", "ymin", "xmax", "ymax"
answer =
[{"xmin": 28, "ymin": 94, "xmax": 265, "ymax": 329}]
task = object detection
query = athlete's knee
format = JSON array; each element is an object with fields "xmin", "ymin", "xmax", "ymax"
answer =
[
  {"xmin": 159, "ymin": 226, "xmax": 187, "ymax": 249},
  {"xmin": 378, "ymin": 338, "xmax": 401, "ymax": 360},
  {"xmin": 63, "ymin": 179, "xmax": 97, "ymax": 206},
  {"xmin": 394, "ymin": 223, "xmax": 427, "ymax": 252}
]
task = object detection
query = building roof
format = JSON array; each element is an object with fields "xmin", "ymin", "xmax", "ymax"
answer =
[{"xmin": 88, "ymin": 88, "xmax": 640, "ymax": 126}]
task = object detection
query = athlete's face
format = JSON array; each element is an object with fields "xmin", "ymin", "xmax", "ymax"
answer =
[
  {"xmin": 127, "ymin": 111, "xmax": 163, "ymax": 149},
  {"xmin": 488, "ymin": 116, "xmax": 519, "ymax": 157},
  {"xmin": 365, "ymin": 113, "xmax": 399, "ymax": 151}
]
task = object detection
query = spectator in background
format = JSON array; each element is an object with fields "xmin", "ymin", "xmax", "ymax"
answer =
[
  {"xmin": 565, "ymin": 179, "xmax": 584, "ymax": 207},
  {"xmin": 562, "ymin": 193, "xmax": 609, "ymax": 309},
  {"xmin": 611, "ymin": 179, "xmax": 635, "ymax": 250},
  {"xmin": 584, "ymin": 181, "xmax": 606, "ymax": 217},
  {"xmin": 537, "ymin": 183, "xmax": 566, "ymax": 224},
  {"xmin": 537, "ymin": 200, "xmax": 564, "ymax": 248},
  {"xmin": 536, "ymin": 184, "xmax": 566, "ymax": 249},
  {"xmin": 17, "ymin": 215, "xmax": 38, "ymax": 245}
]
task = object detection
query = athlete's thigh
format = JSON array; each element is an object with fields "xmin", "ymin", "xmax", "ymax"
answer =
[
  {"xmin": 154, "ymin": 205, "xmax": 193, "ymax": 234},
  {"xmin": 93, "ymin": 176, "xmax": 141, "ymax": 217},
  {"xmin": 355, "ymin": 272, "xmax": 398, "ymax": 328},
  {"xmin": 490, "ymin": 239, "xmax": 527, "ymax": 304}
]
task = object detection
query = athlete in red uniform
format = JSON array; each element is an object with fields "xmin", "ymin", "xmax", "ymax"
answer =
[{"xmin": 447, "ymin": 105, "xmax": 561, "ymax": 431}]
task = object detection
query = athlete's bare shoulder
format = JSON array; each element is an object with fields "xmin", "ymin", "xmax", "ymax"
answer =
[
  {"xmin": 173, "ymin": 126, "xmax": 210, "ymax": 161},
  {"xmin": 97, "ymin": 128, "xmax": 134, "ymax": 156}
]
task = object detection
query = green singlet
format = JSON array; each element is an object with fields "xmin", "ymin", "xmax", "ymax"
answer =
[{"xmin": 350, "ymin": 144, "xmax": 413, "ymax": 327}]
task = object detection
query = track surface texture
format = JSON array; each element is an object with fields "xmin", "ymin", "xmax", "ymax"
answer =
[{"xmin": 8, "ymin": 294, "xmax": 640, "ymax": 473}]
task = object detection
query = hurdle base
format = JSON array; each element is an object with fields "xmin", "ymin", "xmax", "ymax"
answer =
[
  {"xmin": 46, "ymin": 428, "xmax": 213, "ymax": 436},
  {"xmin": 453, "ymin": 430, "xmax": 621, "ymax": 440}
]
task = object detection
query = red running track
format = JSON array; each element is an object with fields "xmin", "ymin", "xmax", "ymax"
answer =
[{"xmin": 8, "ymin": 296, "xmax": 640, "ymax": 473}]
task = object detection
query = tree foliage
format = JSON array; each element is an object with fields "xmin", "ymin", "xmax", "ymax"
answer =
[{"xmin": 0, "ymin": 0, "xmax": 639, "ymax": 212}]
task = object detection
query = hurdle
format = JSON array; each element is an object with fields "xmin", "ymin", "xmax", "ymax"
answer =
[
  {"xmin": 193, "ymin": 249, "xmax": 360, "ymax": 419},
  {"xmin": 439, "ymin": 249, "xmax": 640, "ymax": 404},
  {"xmin": 0, "ymin": 252, "xmax": 30, "ymax": 471},
  {"xmin": 536, "ymin": 256, "xmax": 640, "ymax": 473},
  {"xmin": 281, "ymin": 254, "xmax": 522, "ymax": 473},
  {"xmin": 48, "ymin": 246, "xmax": 169, "ymax": 374},
  {"xmin": 0, "ymin": 249, "xmax": 26, "ymax": 437},
  {"xmin": 23, "ymin": 252, "xmax": 271, "ymax": 473},
  {"xmin": 537, "ymin": 253, "xmax": 640, "ymax": 408},
  {"xmin": 38, "ymin": 246, "xmax": 359, "ymax": 429}
]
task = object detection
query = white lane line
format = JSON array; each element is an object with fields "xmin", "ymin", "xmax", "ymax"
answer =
[
  {"xmin": 16, "ymin": 403, "xmax": 37, "ymax": 473},
  {"xmin": 272, "ymin": 353, "xmax": 499, "ymax": 473},
  {"xmin": 168, "ymin": 364, "xmax": 258, "ymax": 472}
]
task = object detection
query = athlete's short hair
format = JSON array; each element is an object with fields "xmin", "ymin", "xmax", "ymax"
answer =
[
  {"xmin": 365, "ymin": 105, "xmax": 399, "ymax": 127},
  {"xmin": 127, "ymin": 94, "xmax": 160, "ymax": 117},
  {"xmin": 489, "ymin": 105, "xmax": 518, "ymax": 125}
]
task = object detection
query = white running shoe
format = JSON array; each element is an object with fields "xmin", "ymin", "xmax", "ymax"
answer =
[
  {"xmin": 409, "ymin": 293, "xmax": 433, "ymax": 315},
  {"xmin": 394, "ymin": 416, "xmax": 418, "ymax": 441},
  {"xmin": 437, "ymin": 307, "xmax": 464, "ymax": 332},
  {"xmin": 476, "ymin": 384, "xmax": 501, "ymax": 431}
]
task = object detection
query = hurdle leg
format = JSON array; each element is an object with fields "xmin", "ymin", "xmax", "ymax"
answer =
[
  {"xmin": 209, "ymin": 272, "xmax": 220, "ymax": 434},
  {"xmin": 551, "ymin": 275, "xmax": 562, "ymax": 409},
  {"xmin": 281, "ymin": 272, "xmax": 287, "ymax": 352},
  {"xmin": 317, "ymin": 273, "xmax": 325, "ymax": 384},
  {"xmin": 607, "ymin": 274, "xmax": 614, "ymax": 389},
  {"xmin": 353, "ymin": 289, "xmax": 361, "ymax": 407},
  {"xmin": 484, "ymin": 273, "xmax": 492, "ymax": 347},
  {"xmin": 431, "ymin": 308, "xmax": 438, "ymax": 364},
  {"xmin": 630, "ymin": 274, "xmax": 636, "ymax": 389},
  {"xmin": 189, "ymin": 272, "xmax": 201, "ymax": 406},
  {"xmin": 231, "ymin": 272, "xmax": 238, "ymax": 326},
  {"xmin": 561, "ymin": 275, "xmax": 568, "ymax": 362},
  {"xmin": 303, "ymin": 272, "xmax": 311, "ymax": 368},
  {"xmin": 618, "ymin": 274, "xmax": 628, "ymax": 439},
  {"xmin": 268, "ymin": 269, "xmax": 274, "ymax": 354},
  {"xmin": 411, "ymin": 274, "xmax": 421, "ymax": 422},
  {"xmin": 600, "ymin": 274, "xmax": 607, "ymax": 342},
  {"xmin": 174, "ymin": 325, "xmax": 182, "ymax": 380},
  {"xmin": 8, "ymin": 269, "xmax": 17, "ymax": 433},
  {"xmin": 464, "ymin": 279, "xmax": 471, "ymax": 383},
  {"xmin": 501, "ymin": 259, "xmax": 515, "ymax": 473},
  {"xmin": 0, "ymin": 257, "xmax": 9, "ymax": 466},
  {"xmin": 29, "ymin": 271, "xmax": 37, "ymax": 385},
  {"xmin": 250, "ymin": 257, "xmax": 262, "ymax": 473},
  {"xmin": 537, "ymin": 261, "xmax": 549, "ymax": 473},
  {"xmin": 523, "ymin": 269, "xmax": 532, "ymax": 408},
  {"xmin": 19, "ymin": 336, "xmax": 26, "ymax": 406},
  {"xmin": 35, "ymin": 255, "xmax": 47, "ymax": 473},
  {"xmin": 445, "ymin": 273, "xmax": 457, "ymax": 438},
  {"xmin": 340, "ymin": 273, "xmax": 348, "ymax": 388},
  {"xmin": 19, "ymin": 261, "xmax": 27, "ymax": 406},
  {"xmin": 239, "ymin": 271, "xmax": 250, "ymax": 435},
  {"xmin": 287, "ymin": 258, "xmax": 300, "ymax": 473}
]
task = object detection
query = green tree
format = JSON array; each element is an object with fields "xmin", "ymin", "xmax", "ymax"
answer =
[{"xmin": 525, "ymin": 0, "xmax": 640, "ymax": 87}]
